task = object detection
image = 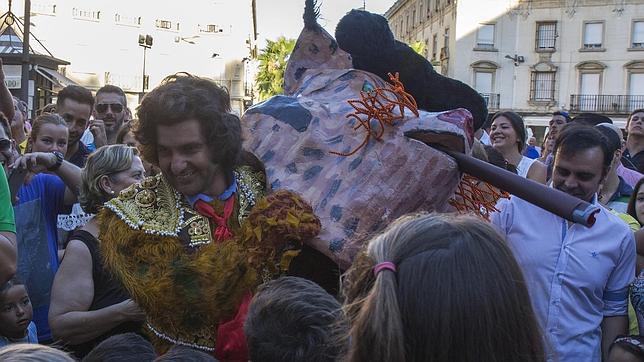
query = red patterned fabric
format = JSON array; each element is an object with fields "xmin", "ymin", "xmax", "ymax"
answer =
[{"xmin": 194, "ymin": 196, "xmax": 235, "ymax": 242}]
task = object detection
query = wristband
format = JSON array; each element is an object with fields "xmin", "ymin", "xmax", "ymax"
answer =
[{"xmin": 47, "ymin": 151, "xmax": 64, "ymax": 171}]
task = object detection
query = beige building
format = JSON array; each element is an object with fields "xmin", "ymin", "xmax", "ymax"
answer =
[
  {"xmin": 385, "ymin": 0, "xmax": 644, "ymax": 133},
  {"xmin": 3, "ymin": 0, "xmax": 258, "ymax": 115}
]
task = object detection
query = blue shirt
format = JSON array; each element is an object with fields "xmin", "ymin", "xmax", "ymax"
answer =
[
  {"xmin": 0, "ymin": 321, "xmax": 38, "ymax": 347},
  {"xmin": 15, "ymin": 174, "xmax": 69, "ymax": 342},
  {"xmin": 186, "ymin": 177, "xmax": 237, "ymax": 208},
  {"xmin": 492, "ymin": 195, "xmax": 635, "ymax": 361}
]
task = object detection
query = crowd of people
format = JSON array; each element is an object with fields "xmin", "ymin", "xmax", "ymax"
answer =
[{"xmin": 1, "ymin": 55, "xmax": 644, "ymax": 361}]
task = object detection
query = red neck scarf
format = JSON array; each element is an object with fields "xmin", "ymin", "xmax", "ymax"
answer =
[{"xmin": 194, "ymin": 195, "xmax": 235, "ymax": 242}]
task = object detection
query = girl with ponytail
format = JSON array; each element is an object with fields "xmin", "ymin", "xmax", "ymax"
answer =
[{"xmin": 342, "ymin": 213, "xmax": 545, "ymax": 362}]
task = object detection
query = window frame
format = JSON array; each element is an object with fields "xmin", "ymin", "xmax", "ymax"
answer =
[
  {"xmin": 530, "ymin": 70, "xmax": 557, "ymax": 103},
  {"xmin": 580, "ymin": 21, "xmax": 605, "ymax": 52},
  {"xmin": 535, "ymin": 21, "xmax": 557, "ymax": 52},
  {"xmin": 474, "ymin": 23, "xmax": 497, "ymax": 51},
  {"xmin": 630, "ymin": 20, "xmax": 644, "ymax": 51}
]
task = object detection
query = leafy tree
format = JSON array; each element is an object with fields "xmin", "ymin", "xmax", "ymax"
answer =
[
  {"xmin": 256, "ymin": 36, "xmax": 296, "ymax": 100},
  {"xmin": 409, "ymin": 41, "xmax": 426, "ymax": 56}
]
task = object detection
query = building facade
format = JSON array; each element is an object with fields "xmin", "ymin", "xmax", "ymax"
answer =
[
  {"xmin": 385, "ymin": 0, "xmax": 644, "ymax": 131},
  {"xmin": 4, "ymin": 0, "xmax": 258, "ymax": 115}
]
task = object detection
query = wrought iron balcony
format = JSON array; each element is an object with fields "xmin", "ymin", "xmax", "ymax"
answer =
[
  {"xmin": 569, "ymin": 94, "xmax": 644, "ymax": 114},
  {"xmin": 479, "ymin": 93, "xmax": 500, "ymax": 110}
]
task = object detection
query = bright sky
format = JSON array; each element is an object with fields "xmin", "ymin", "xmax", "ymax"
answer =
[{"xmin": 255, "ymin": 0, "xmax": 396, "ymax": 47}]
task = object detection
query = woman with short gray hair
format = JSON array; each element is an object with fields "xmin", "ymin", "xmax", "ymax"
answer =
[{"xmin": 48, "ymin": 144, "xmax": 147, "ymax": 359}]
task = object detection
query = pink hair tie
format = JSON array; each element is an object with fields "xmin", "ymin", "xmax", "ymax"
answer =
[{"xmin": 373, "ymin": 261, "xmax": 396, "ymax": 276}]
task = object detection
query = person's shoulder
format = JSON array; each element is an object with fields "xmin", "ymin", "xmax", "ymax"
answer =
[{"xmin": 601, "ymin": 207, "xmax": 633, "ymax": 237}]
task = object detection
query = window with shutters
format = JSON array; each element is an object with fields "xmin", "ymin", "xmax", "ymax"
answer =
[
  {"xmin": 475, "ymin": 24, "xmax": 495, "ymax": 50},
  {"xmin": 582, "ymin": 22, "xmax": 603, "ymax": 50},
  {"xmin": 631, "ymin": 21, "xmax": 644, "ymax": 49},
  {"xmin": 535, "ymin": 21, "xmax": 557, "ymax": 52}
]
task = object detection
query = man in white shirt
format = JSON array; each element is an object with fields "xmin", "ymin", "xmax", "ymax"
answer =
[{"xmin": 491, "ymin": 124, "xmax": 636, "ymax": 362}]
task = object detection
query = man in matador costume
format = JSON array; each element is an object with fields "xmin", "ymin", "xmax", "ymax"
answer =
[{"xmin": 98, "ymin": 75, "xmax": 321, "ymax": 360}]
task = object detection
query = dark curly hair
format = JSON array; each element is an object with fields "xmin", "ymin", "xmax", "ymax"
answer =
[{"xmin": 134, "ymin": 73, "xmax": 238, "ymax": 174}]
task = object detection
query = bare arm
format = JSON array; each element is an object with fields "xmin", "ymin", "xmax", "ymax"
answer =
[
  {"xmin": 0, "ymin": 58, "xmax": 15, "ymax": 122},
  {"xmin": 49, "ymin": 239, "xmax": 145, "ymax": 345},
  {"xmin": 527, "ymin": 160, "xmax": 548, "ymax": 184},
  {"xmin": 635, "ymin": 228, "xmax": 644, "ymax": 256},
  {"xmin": 601, "ymin": 315, "xmax": 628, "ymax": 360},
  {"xmin": 0, "ymin": 230, "xmax": 16, "ymax": 284},
  {"xmin": 12, "ymin": 152, "xmax": 81, "ymax": 205}
]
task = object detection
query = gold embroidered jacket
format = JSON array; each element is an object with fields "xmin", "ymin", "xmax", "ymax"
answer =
[{"xmin": 98, "ymin": 166, "xmax": 320, "ymax": 352}]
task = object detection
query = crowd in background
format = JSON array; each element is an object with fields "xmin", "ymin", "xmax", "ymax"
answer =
[{"xmin": 0, "ymin": 57, "xmax": 643, "ymax": 362}]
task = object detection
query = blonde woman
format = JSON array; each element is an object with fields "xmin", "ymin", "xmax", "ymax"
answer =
[{"xmin": 48, "ymin": 145, "xmax": 146, "ymax": 359}]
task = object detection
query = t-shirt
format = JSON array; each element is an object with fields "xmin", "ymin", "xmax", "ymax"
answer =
[
  {"xmin": 606, "ymin": 177, "xmax": 634, "ymax": 214},
  {"xmin": 68, "ymin": 141, "xmax": 90, "ymax": 168},
  {"xmin": 0, "ymin": 167, "xmax": 15, "ymax": 233},
  {"xmin": 0, "ymin": 321, "xmax": 38, "ymax": 347},
  {"xmin": 622, "ymin": 149, "xmax": 644, "ymax": 174},
  {"xmin": 15, "ymin": 174, "xmax": 69, "ymax": 342}
]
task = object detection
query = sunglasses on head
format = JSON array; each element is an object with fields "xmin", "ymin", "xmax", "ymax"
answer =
[{"xmin": 96, "ymin": 103, "xmax": 124, "ymax": 113}]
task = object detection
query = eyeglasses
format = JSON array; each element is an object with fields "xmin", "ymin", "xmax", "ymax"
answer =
[{"xmin": 95, "ymin": 103, "xmax": 124, "ymax": 113}]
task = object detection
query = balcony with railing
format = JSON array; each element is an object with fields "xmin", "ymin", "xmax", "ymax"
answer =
[
  {"xmin": 480, "ymin": 93, "xmax": 500, "ymax": 110},
  {"xmin": 569, "ymin": 95, "xmax": 644, "ymax": 114}
]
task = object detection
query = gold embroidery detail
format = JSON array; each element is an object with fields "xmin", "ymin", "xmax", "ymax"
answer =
[
  {"xmin": 104, "ymin": 174, "xmax": 186, "ymax": 236},
  {"xmin": 236, "ymin": 165, "xmax": 265, "ymax": 225}
]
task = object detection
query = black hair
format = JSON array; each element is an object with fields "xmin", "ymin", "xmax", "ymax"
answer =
[
  {"xmin": 553, "ymin": 124, "xmax": 612, "ymax": 173},
  {"xmin": 491, "ymin": 111, "xmax": 527, "ymax": 153},
  {"xmin": 484, "ymin": 145, "xmax": 518, "ymax": 174},
  {"xmin": 244, "ymin": 276, "xmax": 348, "ymax": 362},
  {"xmin": 627, "ymin": 178, "xmax": 644, "ymax": 225},
  {"xmin": 594, "ymin": 125, "xmax": 621, "ymax": 156},
  {"xmin": 82, "ymin": 333, "xmax": 155, "ymax": 362},
  {"xmin": 571, "ymin": 113, "xmax": 612, "ymax": 126},
  {"xmin": 135, "ymin": 74, "xmax": 237, "ymax": 179},
  {"xmin": 154, "ymin": 345, "xmax": 217, "ymax": 361},
  {"xmin": 552, "ymin": 111, "xmax": 571, "ymax": 123},
  {"xmin": 56, "ymin": 85, "xmax": 94, "ymax": 110},
  {"xmin": 0, "ymin": 275, "xmax": 25, "ymax": 295},
  {"xmin": 96, "ymin": 85, "xmax": 127, "ymax": 107}
]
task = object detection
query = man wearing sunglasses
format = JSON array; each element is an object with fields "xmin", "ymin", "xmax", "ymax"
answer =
[{"xmin": 92, "ymin": 85, "xmax": 127, "ymax": 147}]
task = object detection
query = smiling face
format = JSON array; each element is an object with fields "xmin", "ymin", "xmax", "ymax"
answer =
[
  {"xmin": 0, "ymin": 284, "xmax": 33, "ymax": 339},
  {"xmin": 552, "ymin": 146, "xmax": 606, "ymax": 202},
  {"xmin": 157, "ymin": 119, "xmax": 222, "ymax": 197},
  {"xmin": 30, "ymin": 123, "xmax": 69, "ymax": 154},
  {"xmin": 57, "ymin": 98, "xmax": 92, "ymax": 146},
  {"xmin": 628, "ymin": 111, "xmax": 644, "ymax": 138},
  {"xmin": 94, "ymin": 92, "xmax": 126, "ymax": 138},
  {"xmin": 490, "ymin": 116, "xmax": 520, "ymax": 153}
]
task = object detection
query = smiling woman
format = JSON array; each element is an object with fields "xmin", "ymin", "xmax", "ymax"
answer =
[
  {"xmin": 27, "ymin": 114, "xmax": 68, "ymax": 155},
  {"xmin": 490, "ymin": 111, "xmax": 547, "ymax": 184}
]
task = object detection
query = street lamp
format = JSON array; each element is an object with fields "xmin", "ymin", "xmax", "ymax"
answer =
[{"xmin": 138, "ymin": 34, "xmax": 153, "ymax": 94}]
